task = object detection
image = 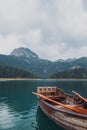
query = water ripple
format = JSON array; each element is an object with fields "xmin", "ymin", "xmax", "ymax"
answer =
[{"xmin": 0, "ymin": 102, "xmax": 15, "ymax": 129}]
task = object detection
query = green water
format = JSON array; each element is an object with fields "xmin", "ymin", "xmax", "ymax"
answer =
[{"xmin": 0, "ymin": 79, "xmax": 87, "ymax": 130}]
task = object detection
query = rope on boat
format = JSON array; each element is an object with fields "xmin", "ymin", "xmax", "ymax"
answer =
[{"xmin": 32, "ymin": 92, "xmax": 87, "ymax": 115}]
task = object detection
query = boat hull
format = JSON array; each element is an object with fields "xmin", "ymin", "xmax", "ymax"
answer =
[{"xmin": 39, "ymin": 100, "xmax": 87, "ymax": 130}]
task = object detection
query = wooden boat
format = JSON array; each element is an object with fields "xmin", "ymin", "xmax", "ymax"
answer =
[{"xmin": 32, "ymin": 86, "xmax": 87, "ymax": 130}]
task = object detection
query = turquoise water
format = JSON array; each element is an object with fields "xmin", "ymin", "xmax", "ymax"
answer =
[{"xmin": 0, "ymin": 79, "xmax": 87, "ymax": 130}]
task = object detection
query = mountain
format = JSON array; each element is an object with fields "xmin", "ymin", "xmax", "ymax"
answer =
[
  {"xmin": 10, "ymin": 47, "xmax": 52, "ymax": 78},
  {"xmin": 10, "ymin": 47, "xmax": 39, "ymax": 59},
  {"xmin": 57, "ymin": 58, "xmax": 76, "ymax": 62},
  {"xmin": 0, "ymin": 47, "xmax": 87, "ymax": 78}
]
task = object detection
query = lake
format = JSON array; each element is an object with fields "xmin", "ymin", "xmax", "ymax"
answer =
[{"xmin": 0, "ymin": 79, "xmax": 87, "ymax": 130}]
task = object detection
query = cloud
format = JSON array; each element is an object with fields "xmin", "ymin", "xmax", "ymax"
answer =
[
  {"xmin": 0, "ymin": 0, "xmax": 40, "ymax": 34},
  {"xmin": 0, "ymin": 34, "xmax": 24, "ymax": 54},
  {"xmin": 0, "ymin": 0, "xmax": 87, "ymax": 60}
]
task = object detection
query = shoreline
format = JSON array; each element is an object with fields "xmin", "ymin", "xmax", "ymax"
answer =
[{"xmin": 0, "ymin": 78, "xmax": 87, "ymax": 81}]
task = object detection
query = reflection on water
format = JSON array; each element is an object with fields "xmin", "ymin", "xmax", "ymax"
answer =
[
  {"xmin": 0, "ymin": 101, "xmax": 15, "ymax": 129},
  {"xmin": 0, "ymin": 80, "xmax": 86, "ymax": 130},
  {"xmin": 0, "ymin": 80, "xmax": 38, "ymax": 130},
  {"xmin": 36, "ymin": 107, "xmax": 63, "ymax": 130},
  {"xmin": 0, "ymin": 98, "xmax": 38, "ymax": 130}
]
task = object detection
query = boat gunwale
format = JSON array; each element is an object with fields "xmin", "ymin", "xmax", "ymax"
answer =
[{"xmin": 39, "ymin": 99, "xmax": 87, "ymax": 118}]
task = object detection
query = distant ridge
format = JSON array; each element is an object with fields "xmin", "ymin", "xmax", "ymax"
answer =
[{"xmin": 0, "ymin": 47, "xmax": 86, "ymax": 78}]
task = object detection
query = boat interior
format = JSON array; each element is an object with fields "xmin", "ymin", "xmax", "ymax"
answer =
[{"xmin": 37, "ymin": 87, "xmax": 87, "ymax": 109}]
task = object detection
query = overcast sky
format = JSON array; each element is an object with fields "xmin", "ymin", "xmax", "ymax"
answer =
[{"xmin": 0, "ymin": 0, "xmax": 87, "ymax": 61}]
